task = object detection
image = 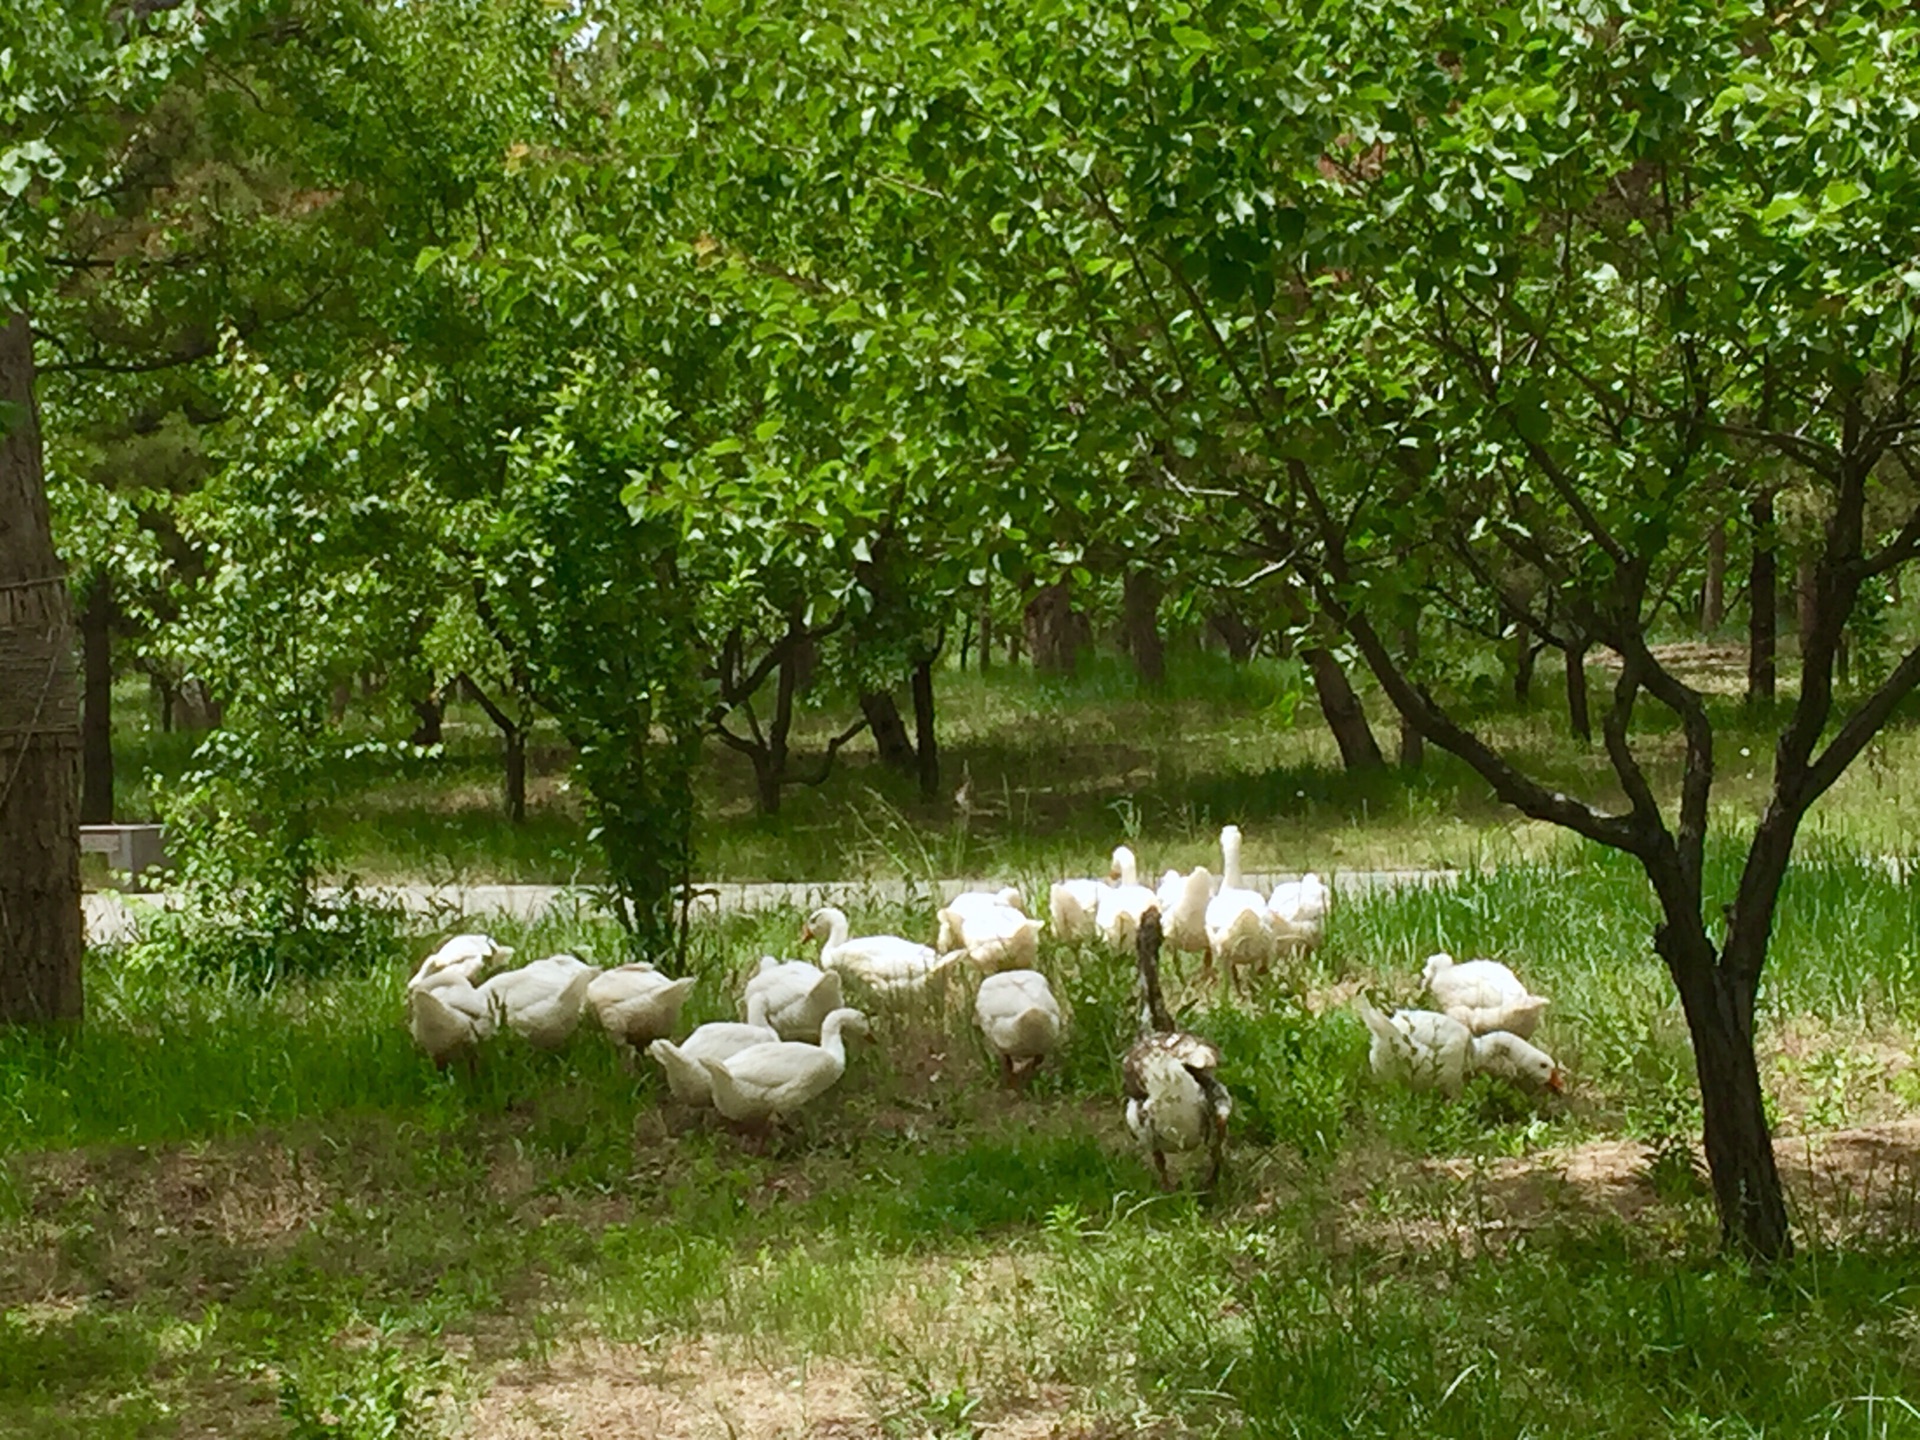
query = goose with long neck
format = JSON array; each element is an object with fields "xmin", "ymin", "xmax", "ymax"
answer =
[
  {"xmin": 648, "ymin": 991, "xmax": 780, "ymax": 1106},
  {"xmin": 1207, "ymin": 825, "xmax": 1276, "ymax": 985},
  {"xmin": 1122, "ymin": 907, "xmax": 1232, "ymax": 1189},
  {"xmin": 701, "ymin": 1006, "xmax": 871, "ymax": 1139},
  {"xmin": 1097, "ymin": 845, "xmax": 1158, "ymax": 952}
]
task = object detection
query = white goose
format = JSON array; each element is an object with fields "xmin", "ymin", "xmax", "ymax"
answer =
[
  {"xmin": 1422, "ymin": 953, "xmax": 1550, "ymax": 1037},
  {"xmin": 648, "ymin": 992, "xmax": 780, "ymax": 1106},
  {"xmin": 939, "ymin": 888, "xmax": 1045, "ymax": 972},
  {"xmin": 1096, "ymin": 845, "xmax": 1159, "ymax": 951},
  {"xmin": 414, "ymin": 932, "xmax": 513, "ymax": 984},
  {"xmin": 587, "ymin": 963, "xmax": 697, "ymax": 1049},
  {"xmin": 803, "ymin": 906, "xmax": 960, "ymax": 998},
  {"xmin": 742, "ymin": 956, "xmax": 845, "ymax": 1041},
  {"xmin": 1354, "ymin": 996, "xmax": 1565, "ymax": 1096},
  {"xmin": 407, "ymin": 950, "xmax": 496, "ymax": 1068},
  {"xmin": 1206, "ymin": 825, "xmax": 1276, "ymax": 982},
  {"xmin": 1156, "ymin": 865, "xmax": 1215, "ymax": 963},
  {"xmin": 1267, "ymin": 872, "xmax": 1330, "ymax": 952},
  {"xmin": 1123, "ymin": 907, "xmax": 1231, "ymax": 1190},
  {"xmin": 475, "ymin": 952, "xmax": 598, "ymax": 1050},
  {"xmin": 702, "ymin": 1006, "xmax": 871, "ymax": 1135},
  {"xmin": 974, "ymin": 969, "xmax": 1065, "ymax": 1085}
]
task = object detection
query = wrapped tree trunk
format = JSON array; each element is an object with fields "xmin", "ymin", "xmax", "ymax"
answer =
[
  {"xmin": 80, "ymin": 572, "xmax": 113, "ymax": 825},
  {"xmin": 0, "ymin": 311, "xmax": 84, "ymax": 1025}
]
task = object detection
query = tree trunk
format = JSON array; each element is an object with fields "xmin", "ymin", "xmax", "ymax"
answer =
[
  {"xmin": 1565, "ymin": 638, "xmax": 1592, "ymax": 745},
  {"xmin": 977, "ymin": 591, "xmax": 993, "ymax": 674},
  {"xmin": 860, "ymin": 690, "xmax": 916, "ymax": 774},
  {"xmin": 1302, "ymin": 644, "xmax": 1385, "ymax": 771},
  {"xmin": 503, "ymin": 724, "xmax": 527, "ymax": 825},
  {"xmin": 176, "ymin": 675, "xmax": 221, "ymax": 729},
  {"xmin": 911, "ymin": 655, "xmax": 939, "ymax": 801},
  {"xmin": 0, "ymin": 311, "xmax": 83, "ymax": 1026},
  {"xmin": 1397, "ymin": 623, "xmax": 1423, "ymax": 770},
  {"xmin": 1023, "ymin": 579, "xmax": 1079, "ymax": 674},
  {"xmin": 1209, "ymin": 608, "xmax": 1260, "ymax": 663},
  {"xmin": 1660, "ymin": 927, "xmax": 1793, "ymax": 1263},
  {"xmin": 80, "ymin": 572, "xmax": 114, "ymax": 825},
  {"xmin": 1702, "ymin": 520, "xmax": 1727, "ymax": 631},
  {"xmin": 1122, "ymin": 569, "xmax": 1166, "ymax": 688},
  {"xmin": 1796, "ymin": 554, "xmax": 1818, "ymax": 657},
  {"xmin": 1748, "ymin": 493, "xmax": 1777, "ymax": 705},
  {"xmin": 408, "ymin": 690, "xmax": 444, "ymax": 747},
  {"xmin": 1513, "ymin": 622, "xmax": 1535, "ymax": 707},
  {"xmin": 153, "ymin": 670, "xmax": 176, "ymax": 733},
  {"xmin": 329, "ymin": 681, "xmax": 352, "ymax": 722}
]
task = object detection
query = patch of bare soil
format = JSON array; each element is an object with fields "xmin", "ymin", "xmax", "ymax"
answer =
[
  {"xmin": 1410, "ymin": 1119, "xmax": 1920, "ymax": 1246},
  {"xmin": 1592, "ymin": 641, "xmax": 1757, "ymax": 697},
  {"xmin": 464, "ymin": 1338, "xmax": 1099, "ymax": 1440}
]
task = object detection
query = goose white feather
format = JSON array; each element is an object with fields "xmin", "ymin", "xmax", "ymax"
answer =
[
  {"xmin": 974, "ymin": 969, "xmax": 1064, "ymax": 1083},
  {"xmin": 475, "ymin": 952, "xmax": 597, "ymax": 1050},
  {"xmin": 1422, "ymin": 953, "xmax": 1550, "ymax": 1037},
  {"xmin": 702, "ymin": 1007, "xmax": 871, "ymax": 1129},
  {"xmin": 804, "ymin": 906, "xmax": 960, "ymax": 997},
  {"xmin": 587, "ymin": 964, "xmax": 697, "ymax": 1048},
  {"xmin": 743, "ymin": 956, "xmax": 845, "ymax": 1041},
  {"xmin": 1267, "ymin": 872, "xmax": 1330, "ymax": 952},
  {"xmin": 648, "ymin": 993, "xmax": 779, "ymax": 1106},
  {"xmin": 939, "ymin": 891, "xmax": 1044, "ymax": 972},
  {"xmin": 1097, "ymin": 845, "xmax": 1158, "ymax": 951},
  {"xmin": 1207, "ymin": 826, "xmax": 1276, "ymax": 977}
]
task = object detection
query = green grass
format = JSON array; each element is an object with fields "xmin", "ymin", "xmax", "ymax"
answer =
[
  {"xmin": 6, "ymin": 846, "xmax": 1920, "ymax": 1435},
  {"xmin": 98, "ymin": 643, "xmax": 1920, "ymax": 887}
]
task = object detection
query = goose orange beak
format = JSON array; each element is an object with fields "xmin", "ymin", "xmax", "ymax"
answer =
[{"xmin": 1547, "ymin": 1068, "xmax": 1566, "ymax": 1094}]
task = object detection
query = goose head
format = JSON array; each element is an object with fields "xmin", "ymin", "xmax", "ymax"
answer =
[
  {"xmin": 1473, "ymin": 1031, "xmax": 1564, "ymax": 1092},
  {"xmin": 1109, "ymin": 845, "xmax": 1140, "ymax": 886},
  {"xmin": 1421, "ymin": 952, "xmax": 1457, "ymax": 990},
  {"xmin": 800, "ymin": 906, "xmax": 850, "ymax": 948}
]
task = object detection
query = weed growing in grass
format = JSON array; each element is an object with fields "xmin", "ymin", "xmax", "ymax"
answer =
[{"xmin": 277, "ymin": 1337, "xmax": 444, "ymax": 1440}]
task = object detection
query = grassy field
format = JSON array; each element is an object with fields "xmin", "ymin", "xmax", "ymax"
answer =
[
  {"xmin": 98, "ymin": 643, "xmax": 1920, "ymax": 888},
  {"xmin": 7, "ymin": 849, "xmax": 1920, "ymax": 1437}
]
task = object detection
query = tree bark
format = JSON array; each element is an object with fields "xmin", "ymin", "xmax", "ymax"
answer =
[
  {"xmin": 1565, "ymin": 638, "xmax": 1592, "ymax": 745},
  {"xmin": 1302, "ymin": 644, "xmax": 1385, "ymax": 771},
  {"xmin": 911, "ymin": 655, "xmax": 939, "ymax": 801},
  {"xmin": 1023, "ymin": 579, "xmax": 1079, "ymax": 674},
  {"xmin": 1748, "ymin": 492, "xmax": 1777, "ymax": 705},
  {"xmin": 977, "ymin": 591, "xmax": 993, "ymax": 674},
  {"xmin": 1702, "ymin": 520, "xmax": 1727, "ymax": 631},
  {"xmin": 1513, "ymin": 621, "xmax": 1536, "ymax": 707},
  {"xmin": 1121, "ymin": 569, "xmax": 1166, "ymax": 688},
  {"xmin": 1796, "ymin": 554, "xmax": 1818, "ymax": 658},
  {"xmin": 80, "ymin": 571, "xmax": 114, "ymax": 825},
  {"xmin": 0, "ymin": 311, "xmax": 84, "ymax": 1026},
  {"xmin": 1660, "ymin": 926, "xmax": 1793, "ymax": 1263},
  {"xmin": 408, "ymin": 689, "xmax": 444, "ymax": 747},
  {"xmin": 459, "ymin": 674, "xmax": 529, "ymax": 824},
  {"xmin": 859, "ymin": 690, "xmax": 916, "ymax": 774},
  {"xmin": 1397, "ymin": 623, "xmax": 1423, "ymax": 770},
  {"xmin": 1209, "ymin": 608, "xmax": 1260, "ymax": 663}
]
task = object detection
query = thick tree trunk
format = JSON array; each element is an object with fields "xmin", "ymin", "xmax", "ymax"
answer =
[
  {"xmin": 1659, "ymin": 927, "xmax": 1793, "ymax": 1263},
  {"xmin": 1023, "ymin": 579, "xmax": 1079, "ymax": 674},
  {"xmin": 0, "ymin": 311, "xmax": 83, "ymax": 1026},
  {"xmin": 1513, "ymin": 622, "xmax": 1536, "ymax": 707},
  {"xmin": 1302, "ymin": 645, "xmax": 1385, "ymax": 771},
  {"xmin": 1565, "ymin": 638, "xmax": 1592, "ymax": 745},
  {"xmin": 911, "ymin": 655, "xmax": 939, "ymax": 801},
  {"xmin": 1748, "ymin": 493, "xmax": 1777, "ymax": 705},
  {"xmin": 1122, "ymin": 569, "xmax": 1166, "ymax": 688},
  {"xmin": 80, "ymin": 572, "xmax": 113, "ymax": 825},
  {"xmin": 860, "ymin": 690, "xmax": 916, "ymax": 774},
  {"xmin": 1702, "ymin": 521, "xmax": 1727, "ymax": 631}
]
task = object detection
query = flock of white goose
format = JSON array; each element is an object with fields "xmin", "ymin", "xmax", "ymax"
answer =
[{"xmin": 403, "ymin": 823, "xmax": 1565, "ymax": 1185}]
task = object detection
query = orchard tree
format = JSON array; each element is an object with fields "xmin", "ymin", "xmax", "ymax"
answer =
[{"xmin": 905, "ymin": 0, "xmax": 1920, "ymax": 1260}]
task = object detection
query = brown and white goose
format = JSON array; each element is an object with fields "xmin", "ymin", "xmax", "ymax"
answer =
[{"xmin": 1122, "ymin": 907, "xmax": 1232, "ymax": 1190}]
